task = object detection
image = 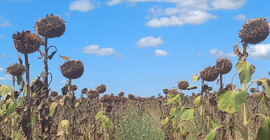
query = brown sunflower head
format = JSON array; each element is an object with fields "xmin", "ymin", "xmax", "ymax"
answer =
[
  {"xmin": 177, "ymin": 80, "xmax": 189, "ymax": 90},
  {"xmin": 118, "ymin": 91, "xmax": 124, "ymax": 97},
  {"xmin": 96, "ymin": 84, "xmax": 106, "ymax": 93},
  {"xmin": 215, "ymin": 58, "xmax": 232, "ymax": 75},
  {"xmin": 60, "ymin": 60, "xmax": 84, "ymax": 79},
  {"xmin": 35, "ymin": 14, "xmax": 66, "ymax": 38},
  {"xmin": 51, "ymin": 91, "xmax": 58, "ymax": 97},
  {"xmin": 200, "ymin": 66, "xmax": 219, "ymax": 82},
  {"xmin": 6, "ymin": 63, "xmax": 26, "ymax": 76},
  {"xmin": 81, "ymin": 88, "xmax": 88, "ymax": 94},
  {"xmin": 239, "ymin": 17, "xmax": 269, "ymax": 44},
  {"xmin": 12, "ymin": 30, "xmax": 41, "ymax": 54}
]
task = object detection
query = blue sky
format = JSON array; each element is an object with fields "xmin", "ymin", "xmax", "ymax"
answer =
[{"xmin": 1, "ymin": 0, "xmax": 270, "ymax": 97}]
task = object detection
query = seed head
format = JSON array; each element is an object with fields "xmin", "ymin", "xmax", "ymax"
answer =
[
  {"xmin": 200, "ymin": 66, "xmax": 219, "ymax": 82},
  {"xmin": 35, "ymin": 14, "xmax": 65, "ymax": 38},
  {"xmin": 13, "ymin": 30, "xmax": 41, "ymax": 54},
  {"xmin": 215, "ymin": 58, "xmax": 232, "ymax": 74},
  {"xmin": 177, "ymin": 80, "xmax": 189, "ymax": 90},
  {"xmin": 6, "ymin": 63, "xmax": 26, "ymax": 76},
  {"xmin": 239, "ymin": 17, "xmax": 269, "ymax": 44},
  {"xmin": 81, "ymin": 88, "xmax": 88, "ymax": 94},
  {"xmin": 60, "ymin": 60, "xmax": 84, "ymax": 79},
  {"xmin": 51, "ymin": 91, "xmax": 58, "ymax": 97},
  {"xmin": 118, "ymin": 92, "xmax": 124, "ymax": 97},
  {"xmin": 96, "ymin": 84, "xmax": 106, "ymax": 93}
]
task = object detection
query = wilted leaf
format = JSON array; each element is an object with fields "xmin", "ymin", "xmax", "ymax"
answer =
[
  {"xmin": 16, "ymin": 75, "xmax": 23, "ymax": 85},
  {"xmin": 60, "ymin": 55, "xmax": 70, "ymax": 61},
  {"xmin": 187, "ymin": 86, "xmax": 197, "ymax": 90},
  {"xmin": 217, "ymin": 89, "xmax": 247, "ymax": 113},
  {"xmin": 259, "ymin": 79, "xmax": 270, "ymax": 98},
  {"xmin": 192, "ymin": 75, "xmax": 199, "ymax": 82},
  {"xmin": 0, "ymin": 85, "xmax": 11, "ymax": 96},
  {"xmin": 75, "ymin": 102, "xmax": 80, "ymax": 108},
  {"xmin": 161, "ymin": 117, "xmax": 169, "ymax": 125},
  {"xmin": 181, "ymin": 108, "xmax": 194, "ymax": 120},
  {"xmin": 194, "ymin": 95, "xmax": 201, "ymax": 107},
  {"xmin": 49, "ymin": 102, "xmax": 58, "ymax": 117},
  {"xmin": 257, "ymin": 118, "xmax": 270, "ymax": 140},
  {"xmin": 236, "ymin": 61, "xmax": 255, "ymax": 84},
  {"xmin": 60, "ymin": 120, "xmax": 69, "ymax": 134}
]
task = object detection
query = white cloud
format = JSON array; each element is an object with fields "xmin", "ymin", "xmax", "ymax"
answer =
[
  {"xmin": 107, "ymin": 0, "xmax": 122, "ymax": 6},
  {"xmin": 233, "ymin": 14, "xmax": 246, "ymax": 21},
  {"xmin": 106, "ymin": 0, "xmax": 247, "ymax": 28},
  {"xmin": 0, "ymin": 66, "xmax": 4, "ymax": 72},
  {"xmin": 136, "ymin": 36, "xmax": 164, "ymax": 47},
  {"xmin": 83, "ymin": 45, "xmax": 116, "ymax": 55},
  {"xmin": 155, "ymin": 49, "xmax": 168, "ymax": 56},
  {"xmin": 146, "ymin": 10, "xmax": 217, "ymax": 27},
  {"xmin": 209, "ymin": 49, "xmax": 236, "ymax": 58},
  {"xmin": 69, "ymin": 0, "xmax": 95, "ymax": 12},
  {"xmin": 211, "ymin": 0, "xmax": 247, "ymax": 10},
  {"xmin": 0, "ymin": 74, "xmax": 12, "ymax": 81},
  {"xmin": 0, "ymin": 16, "xmax": 11, "ymax": 27},
  {"xmin": 247, "ymin": 44, "xmax": 270, "ymax": 60}
]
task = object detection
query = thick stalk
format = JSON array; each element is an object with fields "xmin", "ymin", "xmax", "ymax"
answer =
[
  {"xmin": 25, "ymin": 54, "xmax": 32, "ymax": 140},
  {"xmin": 11, "ymin": 76, "xmax": 15, "ymax": 138},
  {"xmin": 44, "ymin": 37, "xmax": 48, "ymax": 95},
  {"xmin": 242, "ymin": 84, "xmax": 248, "ymax": 140},
  {"xmin": 200, "ymin": 80, "xmax": 205, "ymax": 136},
  {"xmin": 219, "ymin": 74, "xmax": 223, "ymax": 90},
  {"xmin": 67, "ymin": 78, "xmax": 72, "ymax": 140}
]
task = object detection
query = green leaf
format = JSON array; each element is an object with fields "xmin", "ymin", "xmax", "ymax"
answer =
[
  {"xmin": 179, "ymin": 107, "xmax": 184, "ymax": 114},
  {"xmin": 236, "ymin": 61, "xmax": 255, "ymax": 84},
  {"xmin": 204, "ymin": 128, "xmax": 216, "ymax": 140},
  {"xmin": 259, "ymin": 79, "xmax": 270, "ymax": 98},
  {"xmin": 6, "ymin": 101, "xmax": 16, "ymax": 116},
  {"xmin": 49, "ymin": 102, "xmax": 58, "ymax": 117},
  {"xmin": 16, "ymin": 75, "xmax": 23, "ymax": 85},
  {"xmin": 16, "ymin": 97, "xmax": 23, "ymax": 106},
  {"xmin": 14, "ymin": 133, "xmax": 20, "ymax": 140},
  {"xmin": 194, "ymin": 95, "xmax": 201, "ymax": 107},
  {"xmin": 192, "ymin": 74, "xmax": 199, "ymax": 82},
  {"xmin": 0, "ymin": 85, "xmax": 11, "ymax": 96},
  {"xmin": 217, "ymin": 89, "xmax": 247, "ymax": 113},
  {"xmin": 170, "ymin": 107, "xmax": 177, "ymax": 116},
  {"xmin": 181, "ymin": 109, "xmax": 194, "ymax": 120},
  {"xmin": 32, "ymin": 115, "xmax": 38, "ymax": 124},
  {"xmin": 210, "ymin": 120, "xmax": 217, "ymax": 129},
  {"xmin": 257, "ymin": 118, "xmax": 270, "ymax": 140},
  {"xmin": 175, "ymin": 94, "xmax": 181, "ymax": 102},
  {"xmin": 171, "ymin": 117, "xmax": 176, "ymax": 124},
  {"xmin": 161, "ymin": 117, "xmax": 169, "ymax": 125},
  {"xmin": 95, "ymin": 111, "xmax": 103, "ymax": 120}
]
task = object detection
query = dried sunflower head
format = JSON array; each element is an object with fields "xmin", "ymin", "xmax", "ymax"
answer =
[
  {"xmin": 13, "ymin": 30, "xmax": 41, "ymax": 54},
  {"xmin": 200, "ymin": 66, "xmax": 219, "ymax": 82},
  {"xmin": 239, "ymin": 17, "xmax": 269, "ymax": 44},
  {"xmin": 60, "ymin": 60, "xmax": 84, "ymax": 79},
  {"xmin": 35, "ymin": 14, "xmax": 65, "ymax": 38},
  {"xmin": 6, "ymin": 63, "xmax": 26, "ymax": 76},
  {"xmin": 177, "ymin": 80, "xmax": 189, "ymax": 90},
  {"xmin": 215, "ymin": 58, "xmax": 232, "ymax": 74},
  {"xmin": 96, "ymin": 84, "xmax": 106, "ymax": 93}
]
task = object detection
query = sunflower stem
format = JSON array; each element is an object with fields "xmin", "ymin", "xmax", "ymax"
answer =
[
  {"xmin": 44, "ymin": 37, "xmax": 49, "ymax": 95},
  {"xmin": 67, "ymin": 78, "xmax": 73, "ymax": 140},
  {"xmin": 25, "ymin": 54, "xmax": 32, "ymax": 140}
]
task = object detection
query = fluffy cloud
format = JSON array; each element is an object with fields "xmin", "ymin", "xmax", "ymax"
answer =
[
  {"xmin": 106, "ymin": 0, "xmax": 247, "ymax": 27},
  {"xmin": 136, "ymin": 36, "xmax": 164, "ymax": 47},
  {"xmin": 83, "ymin": 45, "xmax": 116, "ymax": 55},
  {"xmin": 155, "ymin": 49, "xmax": 168, "ymax": 56},
  {"xmin": 211, "ymin": 0, "xmax": 247, "ymax": 10},
  {"xmin": 0, "ymin": 66, "xmax": 4, "ymax": 71},
  {"xmin": 107, "ymin": 0, "xmax": 122, "ymax": 6},
  {"xmin": 0, "ymin": 74, "xmax": 12, "ymax": 81},
  {"xmin": 0, "ymin": 16, "xmax": 11, "ymax": 27},
  {"xmin": 209, "ymin": 49, "xmax": 236, "ymax": 58},
  {"xmin": 247, "ymin": 44, "xmax": 270, "ymax": 60},
  {"xmin": 0, "ymin": 54, "xmax": 6, "ymax": 58},
  {"xmin": 146, "ymin": 11, "xmax": 217, "ymax": 27},
  {"xmin": 69, "ymin": 0, "xmax": 95, "ymax": 12},
  {"xmin": 233, "ymin": 14, "xmax": 246, "ymax": 21}
]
